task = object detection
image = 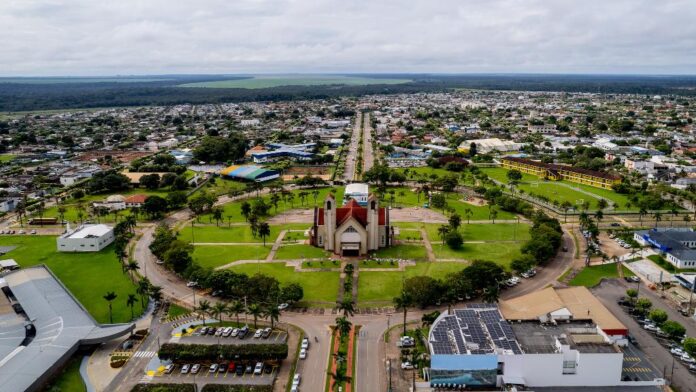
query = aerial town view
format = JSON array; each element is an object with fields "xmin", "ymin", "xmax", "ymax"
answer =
[{"xmin": 1, "ymin": 1, "xmax": 696, "ymax": 392}]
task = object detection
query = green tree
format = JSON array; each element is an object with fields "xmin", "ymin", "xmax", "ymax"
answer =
[
  {"xmin": 683, "ymin": 337, "xmax": 696, "ymax": 357},
  {"xmin": 196, "ymin": 299, "xmax": 212, "ymax": 325},
  {"xmin": 393, "ymin": 291, "xmax": 412, "ymax": 337},
  {"xmin": 335, "ymin": 316, "xmax": 352, "ymax": 338},
  {"xmin": 625, "ymin": 289, "xmax": 638, "ymax": 303},
  {"xmin": 211, "ymin": 302, "xmax": 227, "ymax": 323},
  {"xmin": 240, "ymin": 201, "xmax": 251, "ymax": 222},
  {"xmin": 648, "ymin": 309, "xmax": 668, "ymax": 326},
  {"xmin": 258, "ymin": 221, "xmax": 271, "ymax": 246},
  {"xmin": 226, "ymin": 300, "xmax": 245, "ymax": 326},
  {"xmin": 103, "ymin": 291, "xmax": 118, "ymax": 324},
  {"xmin": 635, "ymin": 298, "xmax": 652, "ymax": 315},
  {"xmin": 448, "ymin": 213, "xmax": 462, "ymax": 230},
  {"xmin": 126, "ymin": 294, "xmax": 138, "ymax": 320},
  {"xmin": 660, "ymin": 320, "xmax": 686, "ymax": 341},
  {"xmin": 266, "ymin": 305, "xmax": 281, "ymax": 329},
  {"xmin": 337, "ymin": 298, "xmax": 355, "ymax": 317},
  {"xmin": 136, "ymin": 278, "xmax": 151, "ymax": 308},
  {"xmin": 247, "ymin": 303, "xmax": 263, "ymax": 329}
]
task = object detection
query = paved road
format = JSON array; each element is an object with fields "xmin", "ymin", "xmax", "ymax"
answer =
[
  {"xmin": 592, "ymin": 280, "xmax": 696, "ymax": 392},
  {"xmin": 343, "ymin": 111, "xmax": 362, "ymax": 182},
  {"xmin": 362, "ymin": 111, "xmax": 374, "ymax": 174}
]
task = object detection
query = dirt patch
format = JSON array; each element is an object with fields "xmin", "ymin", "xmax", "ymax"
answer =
[
  {"xmin": 459, "ymin": 195, "xmax": 487, "ymax": 207},
  {"xmin": 389, "ymin": 207, "xmax": 447, "ymax": 223}
]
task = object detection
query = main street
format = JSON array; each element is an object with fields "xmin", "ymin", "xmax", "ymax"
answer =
[
  {"xmin": 362, "ymin": 111, "xmax": 374, "ymax": 174},
  {"xmin": 343, "ymin": 111, "xmax": 362, "ymax": 182}
]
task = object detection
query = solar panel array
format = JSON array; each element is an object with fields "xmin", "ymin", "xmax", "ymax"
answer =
[{"xmin": 429, "ymin": 304, "xmax": 522, "ymax": 355}]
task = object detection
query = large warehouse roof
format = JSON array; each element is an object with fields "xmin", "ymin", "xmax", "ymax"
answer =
[
  {"xmin": 219, "ymin": 165, "xmax": 280, "ymax": 182},
  {"xmin": 0, "ymin": 266, "xmax": 134, "ymax": 392}
]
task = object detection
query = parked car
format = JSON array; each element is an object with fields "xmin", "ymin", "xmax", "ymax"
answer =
[
  {"xmin": 671, "ymin": 347, "xmax": 685, "ymax": 356},
  {"xmin": 165, "ymin": 364, "xmax": 175, "ymax": 374},
  {"xmin": 238, "ymin": 325, "xmax": 249, "ymax": 339},
  {"xmin": 254, "ymin": 362, "xmax": 264, "ymax": 375},
  {"xmin": 191, "ymin": 364, "xmax": 200, "ymax": 374},
  {"xmin": 218, "ymin": 363, "xmax": 227, "ymax": 373},
  {"xmin": 209, "ymin": 364, "xmax": 218, "ymax": 373},
  {"xmin": 680, "ymin": 354, "xmax": 696, "ymax": 364},
  {"xmin": 399, "ymin": 336, "xmax": 415, "ymax": 347},
  {"xmin": 222, "ymin": 327, "xmax": 232, "ymax": 337},
  {"xmin": 208, "ymin": 327, "xmax": 217, "ymax": 335},
  {"xmin": 254, "ymin": 329, "xmax": 263, "ymax": 338},
  {"xmin": 211, "ymin": 290, "xmax": 223, "ymax": 297},
  {"xmin": 299, "ymin": 348, "xmax": 307, "ymax": 359},
  {"xmin": 290, "ymin": 386, "xmax": 299, "ymax": 392},
  {"xmin": 235, "ymin": 365, "xmax": 245, "ymax": 376},
  {"xmin": 401, "ymin": 361, "xmax": 414, "ymax": 370},
  {"xmin": 30, "ymin": 229, "xmax": 36, "ymax": 235},
  {"xmin": 181, "ymin": 364, "xmax": 190, "ymax": 374},
  {"xmin": 186, "ymin": 281, "xmax": 198, "ymax": 287},
  {"xmin": 689, "ymin": 363, "xmax": 696, "ymax": 372},
  {"xmin": 624, "ymin": 276, "xmax": 640, "ymax": 283},
  {"xmin": 643, "ymin": 324, "xmax": 658, "ymax": 332},
  {"xmin": 245, "ymin": 364, "xmax": 253, "ymax": 374},
  {"xmin": 293, "ymin": 373, "xmax": 301, "ymax": 386},
  {"xmin": 230, "ymin": 328, "xmax": 239, "ymax": 337},
  {"xmin": 228, "ymin": 362, "xmax": 236, "ymax": 372},
  {"xmin": 278, "ymin": 303, "xmax": 289, "ymax": 310},
  {"xmin": 264, "ymin": 363, "xmax": 273, "ymax": 374},
  {"xmin": 301, "ymin": 337, "xmax": 310, "ymax": 349},
  {"xmin": 199, "ymin": 326, "xmax": 209, "ymax": 335},
  {"xmin": 262, "ymin": 327, "xmax": 272, "ymax": 338},
  {"xmin": 215, "ymin": 328, "xmax": 224, "ymax": 336}
]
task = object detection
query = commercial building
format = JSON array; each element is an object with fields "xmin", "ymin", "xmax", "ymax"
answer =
[
  {"xmin": 249, "ymin": 143, "xmax": 315, "ymax": 163},
  {"xmin": 634, "ymin": 228, "xmax": 696, "ymax": 269},
  {"xmin": 458, "ymin": 138, "xmax": 524, "ymax": 154},
  {"xmin": 219, "ymin": 165, "xmax": 280, "ymax": 182},
  {"xmin": 427, "ymin": 288, "xmax": 663, "ymax": 390},
  {"xmin": 342, "ymin": 183, "xmax": 369, "ymax": 206},
  {"xmin": 57, "ymin": 224, "xmax": 115, "ymax": 252},
  {"xmin": 310, "ymin": 192, "xmax": 392, "ymax": 257},
  {"xmin": 501, "ymin": 156, "xmax": 621, "ymax": 189},
  {"xmin": 0, "ymin": 266, "xmax": 133, "ymax": 392}
]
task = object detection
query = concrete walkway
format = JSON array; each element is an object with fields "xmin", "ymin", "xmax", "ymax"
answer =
[
  {"xmin": 266, "ymin": 230, "xmax": 287, "ymax": 261},
  {"xmin": 420, "ymin": 228, "xmax": 436, "ymax": 261}
]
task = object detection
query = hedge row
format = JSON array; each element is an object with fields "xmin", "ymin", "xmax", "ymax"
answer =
[
  {"xmin": 201, "ymin": 385, "xmax": 273, "ymax": 392},
  {"xmin": 158, "ymin": 343, "xmax": 288, "ymax": 361},
  {"xmin": 131, "ymin": 384, "xmax": 195, "ymax": 392}
]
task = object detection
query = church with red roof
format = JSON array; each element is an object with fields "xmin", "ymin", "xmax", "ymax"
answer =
[{"xmin": 310, "ymin": 192, "xmax": 392, "ymax": 256}]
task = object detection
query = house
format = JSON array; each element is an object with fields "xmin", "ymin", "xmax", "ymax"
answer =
[
  {"xmin": 634, "ymin": 229, "xmax": 696, "ymax": 269},
  {"xmin": 124, "ymin": 194, "xmax": 149, "ymax": 208},
  {"xmin": 310, "ymin": 192, "xmax": 392, "ymax": 257},
  {"xmin": 57, "ymin": 224, "xmax": 115, "ymax": 252}
]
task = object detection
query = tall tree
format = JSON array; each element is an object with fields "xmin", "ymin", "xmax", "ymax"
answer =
[
  {"xmin": 258, "ymin": 222, "xmax": 271, "ymax": 246},
  {"xmin": 196, "ymin": 299, "xmax": 211, "ymax": 325},
  {"xmin": 226, "ymin": 301, "xmax": 245, "ymax": 326},
  {"xmin": 247, "ymin": 303, "xmax": 263, "ymax": 329},
  {"xmin": 103, "ymin": 291, "xmax": 118, "ymax": 324},
  {"xmin": 393, "ymin": 291, "xmax": 412, "ymax": 337},
  {"xmin": 126, "ymin": 294, "xmax": 138, "ymax": 320}
]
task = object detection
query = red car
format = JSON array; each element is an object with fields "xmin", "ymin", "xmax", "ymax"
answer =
[{"xmin": 228, "ymin": 362, "xmax": 236, "ymax": 372}]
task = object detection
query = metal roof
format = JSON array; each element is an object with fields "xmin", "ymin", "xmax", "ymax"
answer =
[
  {"xmin": 61, "ymin": 224, "xmax": 113, "ymax": 239},
  {"xmin": 0, "ymin": 266, "xmax": 134, "ymax": 392}
]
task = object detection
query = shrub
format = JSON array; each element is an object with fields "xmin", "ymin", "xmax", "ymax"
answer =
[
  {"xmin": 131, "ymin": 384, "xmax": 195, "ymax": 392},
  {"xmin": 110, "ymin": 359, "xmax": 127, "ymax": 368},
  {"xmin": 201, "ymin": 386, "xmax": 272, "ymax": 392},
  {"xmin": 158, "ymin": 343, "xmax": 288, "ymax": 362}
]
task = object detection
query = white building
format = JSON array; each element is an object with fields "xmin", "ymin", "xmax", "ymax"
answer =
[
  {"xmin": 342, "ymin": 183, "xmax": 369, "ymax": 206},
  {"xmin": 428, "ymin": 287, "xmax": 664, "ymax": 390},
  {"xmin": 634, "ymin": 229, "xmax": 696, "ymax": 269},
  {"xmin": 57, "ymin": 224, "xmax": 115, "ymax": 252},
  {"xmin": 458, "ymin": 138, "xmax": 524, "ymax": 154}
]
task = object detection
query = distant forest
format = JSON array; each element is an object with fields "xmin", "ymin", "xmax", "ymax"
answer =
[{"xmin": 2, "ymin": 74, "xmax": 696, "ymax": 112}]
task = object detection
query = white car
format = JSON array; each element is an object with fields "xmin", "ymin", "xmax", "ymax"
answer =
[
  {"xmin": 299, "ymin": 348, "xmax": 307, "ymax": 359},
  {"xmin": 254, "ymin": 329, "xmax": 263, "ymax": 338},
  {"xmin": 671, "ymin": 347, "xmax": 685, "ymax": 356},
  {"xmin": 181, "ymin": 364, "xmax": 190, "ymax": 374},
  {"xmin": 186, "ymin": 281, "xmax": 198, "ymax": 287},
  {"xmin": 278, "ymin": 303, "xmax": 289, "ymax": 310},
  {"xmin": 643, "ymin": 324, "xmax": 658, "ymax": 332},
  {"xmin": 401, "ymin": 361, "xmax": 414, "ymax": 370},
  {"xmin": 292, "ymin": 373, "xmax": 301, "ymax": 386},
  {"xmin": 301, "ymin": 338, "xmax": 310, "ymax": 350},
  {"xmin": 681, "ymin": 354, "xmax": 696, "ymax": 364},
  {"xmin": 254, "ymin": 362, "xmax": 264, "ymax": 375}
]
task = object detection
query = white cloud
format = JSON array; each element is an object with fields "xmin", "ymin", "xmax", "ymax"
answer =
[{"xmin": 1, "ymin": 0, "xmax": 695, "ymax": 75}]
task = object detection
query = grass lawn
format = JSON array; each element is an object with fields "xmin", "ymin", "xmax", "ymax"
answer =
[
  {"xmin": 227, "ymin": 262, "xmax": 340, "ymax": 303},
  {"xmin": 358, "ymin": 259, "xmax": 399, "ymax": 269},
  {"xmin": 167, "ymin": 304, "xmax": 191, "ymax": 318},
  {"xmin": 43, "ymin": 356, "xmax": 86, "ymax": 392},
  {"xmin": 430, "ymin": 242, "xmax": 522, "ymax": 267},
  {"xmin": 179, "ymin": 223, "xmax": 309, "ymax": 244},
  {"xmin": 193, "ymin": 177, "xmax": 246, "ymax": 197},
  {"xmin": 480, "ymin": 167, "xmax": 634, "ymax": 211},
  {"xmin": 357, "ymin": 262, "xmax": 468, "ymax": 303},
  {"xmin": 424, "ymin": 223, "xmax": 530, "ymax": 243},
  {"xmin": 274, "ymin": 244, "xmax": 329, "ymax": 260},
  {"xmin": 204, "ymin": 186, "xmax": 345, "ymax": 223},
  {"xmin": 569, "ymin": 263, "xmax": 635, "ymax": 287},
  {"xmin": 396, "ymin": 167, "xmax": 457, "ymax": 180},
  {"xmin": 0, "ymin": 236, "xmax": 144, "ymax": 323},
  {"xmin": 373, "ymin": 244, "xmax": 428, "ymax": 260},
  {"xmin": 192, "ymin": 245, "xmax": 271, "ymax": 269},
  {"xmin": 0, "ymin": 153, "xmax": 16, "ymax": 163}
]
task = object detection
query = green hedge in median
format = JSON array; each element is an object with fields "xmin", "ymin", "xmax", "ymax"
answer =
[
  {"xmin": 131, "ymin": 384, "xmax": 195, "ymax": 392},
  {"xmin": 158, "ymin": 343, "xmax": 288, "ymax": 362},
  {"xmin": 201, "ymin": 385, "xmax": 273, "ymax": 392}
]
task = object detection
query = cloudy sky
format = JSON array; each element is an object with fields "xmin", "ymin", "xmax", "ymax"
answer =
[{"xmin": 2, "ymin": 0, "xmax": 695, "ymax": 76}]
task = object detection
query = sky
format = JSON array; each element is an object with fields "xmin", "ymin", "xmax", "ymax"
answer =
[{"xmin": 2, "ymin": 0, "xmax": 696, "ymax": 76}]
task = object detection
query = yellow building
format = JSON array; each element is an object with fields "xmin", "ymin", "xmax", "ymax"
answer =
[{"xmin": 501, "ymin": 157, "xmax": 621, "ymax": 189}]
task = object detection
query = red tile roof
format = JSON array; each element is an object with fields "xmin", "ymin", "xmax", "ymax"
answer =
[
  {"xmin": 124, "ymin": 194, "xmax": 149, "ymax": 204},
  {"xmin": 316, "ymin": 204, "xmax": 386, "ymax": 227}
]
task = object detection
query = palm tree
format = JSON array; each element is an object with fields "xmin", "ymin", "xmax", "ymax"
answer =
[
  {"xmin": 226, "ymin": 300, "xmax": 245, "ymax": 326},
  {"xmin": 136, "ymin": 278, "xmax": 151, "ymax": 308},
  {"xmin": 653, "ymin": 212, "xmax": 662, "ymax": 228},
  {"xmin": 212, "ymin": 207, "xmax": 223, "ymax": 227},
  {"xmin": 103, "ymin": 291, "xmax": 118, "ymax": 324},
  {"xmin": 196, "ymin": 299, "xmax": 212, "ymax": 325},
  {"xmin": 670, "ymin": 207, "xmax": 679, "ymax": 227},
  {"xmin": 464, "ymin": 207, "xmax": 473, "ymax": 224},
  {"xmin": 124, "ymin": 214, "xmax": 137, "ymax": 234},
  {"xmin": 126, "ymin": 294, "xmax": 138, "ymax": 320},
  {"xmin": 312, "ymin": 190, "xmax": 320, "ymax": 206},
  {"xmin": 149, "ymin": 285, "xmax": 163, "ymax": 303},
  {"xmin": 257, "ymin": 222, "xmax": 271, "ymax": 246},
  {"xmin": 211, "ymin": 302, "xmax": 227, "ymax": 323},
  {"xmin": 247, "ymin": 303, "xmax": 263, "ymax": 328},
  {"xmin": 393, "ymin": 291, "xmax": 412, "ymax": 337},
  {"xmin": 437, "ymin": 225, "xmax": 450, "ymax": 245},
  {"xmin": 126, "ymin": 260, "xmax": 140, "ymax": 281},
  {"xmin": 335, "ymin": 316, "xmax": 352, "ymax": 339},
  {"xmin": 684, "ymin": 215, "xmax": 692, "ymax": 228},
  {"xmin": 266, "ymin": 305, "xmax": 281, "ymax": 329},
  {"xmin": 594, "ymin": 210, "xmax": 604, "ymax": 226},
  {"xmin": 482, "ymin": 285, "xmax": 500, "ymax": 303},
  {"xmin": 336, "ymin": 298, "xmax": 355, "ymax": 317},
  {"xmin": 490, "ymin": 208, "xmax": 498, "ymax": 224},
  {"xmin": 57, "ymin": 203, "xmax": 67, "ymax": 226},
  {"xmin": 560, "ymin": 201, "xmax": 572, "ymax": 223},
  {"xmin": 327, "ymin": 366, "xmax": 351, "ymax": 392},
  {"xmin": 639, "ymin": 207, "xmax": 647, "ymax": 226}
]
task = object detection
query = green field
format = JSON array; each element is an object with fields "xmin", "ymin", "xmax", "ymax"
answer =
[
  {"xmin": 179, "ymin": 75, "xmax": 411, "ymax": 89},
  {"xmin": 43, "ymin": 356, "xmax": 86, "ymax": 392},
  {"xmin": 192, "ymin": 245, "xmax": 271, "ymax": 269},
  {"xmin": 179, "ymin": 223, "xmax": 309, "ymax": 244},
  {"xmin": 227, "ymin": 262, "xmax": 339, "ymax": 304},
  {"xmin": 569, "ymin": 264, "xmax": 635, "ymax": 287},
  {"xmin": 424, "ymin": 222, "xmax": 530, "ymax": 243},
  {"xmin": 0, "ymin": 154, "xmax": 16, "ymax": 163},
  {"xmin": 0, "ymin": 77, "xmax": 172, "ymax": 84},
  {"xmin": 431, "ymin": 243, "xmax": 523, "ymax": 267},
  {"xmin": 358, "ymin": 262, "xmax": 468, "ymax": 303},
  {"xmin": 274, "ymin": 244, "xmax": 328, "ymax": 260},
  {"xmin": 480, "ymin": 167, "xmax": 633, "ymax": 211},
  {"xmin": 0, "ymin": 236, "xmax": 144, "ymax": 323},
  {"xmin": 374, "ymin": 244, "xmax": 428, "ymax": 260}
]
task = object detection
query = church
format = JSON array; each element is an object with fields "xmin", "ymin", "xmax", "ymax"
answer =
[{"xmin": 310, "ymin": 192, "xmax": 393, "ymax": 256}]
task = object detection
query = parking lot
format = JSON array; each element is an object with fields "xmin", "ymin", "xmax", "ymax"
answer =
[
  {"xmin": 621, "ymin": 343, "xmax": 661, "ymax": 381},
  {"xmin": 180, "ymin": 326, "xmax": 288, "ymax": 345},
  {"xmin": 151, "ymin": 362, "xmax": 277, "ymax": 386}
]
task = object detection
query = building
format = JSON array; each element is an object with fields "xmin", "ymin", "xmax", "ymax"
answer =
[
  {"xmin": 219, "ymin": 165, "xmax": 280, "ymax": 182},
  {"xmin": 458, "ymin": 138, "xmax": 524, "ymax": 154},
  {"xmin": 501, "ymin": 157, "xmax": 621, "ymax": 189},
  {"xmin": 427, "ymin": 288, "xmax": 663, "ymax": 390},
  {"xmin": 634, "ymin": 228, "xmax": 696, "ymax": 269},
  {"xmin": 310, "ymin": 193, "xmax": 392, "ymax": 256},
  {"xmin": 57, "ymin": 224, "xmax": 115, "ymax": 252},
  {"xmin": 342, "ymin": 183, "xmax": 369, "ymax": 206},
  {"xmin": 0, "ymin": 266, "xmax": 133, "ymax": 392},
  {"xmin": 250, "ymin": 143, "xmax": 315, "ymax": 163},
  {"xmin": 528, "ymin": 124, "xmax": 558, "ymax": 134},
  {"xmin": 124, "ymin": 194, "xmax": 149, "ymax": 208},
  {"xmin": 92, "ymin": 194, "xmax": 126, "ymax": 211}
]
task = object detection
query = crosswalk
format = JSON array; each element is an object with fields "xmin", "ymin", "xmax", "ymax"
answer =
[
  {"xmin": 132, "ymin": 351, "xmax": 157, "ymax": 358},
  {"xmin": 623, "ymin": 367, "xmax": 652, "ymax": 373},
  {"xmin": 624, "ymin": 356, "xmax": 640, "ymax": 362}
]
